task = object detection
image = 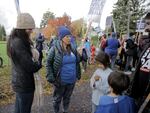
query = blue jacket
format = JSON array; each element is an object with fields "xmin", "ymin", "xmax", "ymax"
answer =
[
  {"xmin": 95, "ymin": 95, "xmax": 137, "ymax": 113},
  {"xmin": 46, "ymin": 40, "xmax": 81, "ymax": 84},
  {"xmin": 60, "ymin": 52, "xmax": 76, "ymax": 84},
  {"xmin": 105, "ymin": 38, "xmax": 120, "ymax": 56}
]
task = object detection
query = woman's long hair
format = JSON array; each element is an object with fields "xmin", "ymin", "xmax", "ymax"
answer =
[
  {"xmin": 61, "ymin": 42, "xmax": 71, "ymax": 55},
  {"xmin": 7, "ymin": 29, "xmax": 32, "ymax": 57}
]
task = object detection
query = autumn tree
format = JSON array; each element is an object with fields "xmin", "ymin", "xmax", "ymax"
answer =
[
  {"xmin": 42, "ymin": 13, "xmax": 72, "ymax": 39},
  {"xmin": 70, "ymin": 18, "xmax": 86, "ymax": 37}
]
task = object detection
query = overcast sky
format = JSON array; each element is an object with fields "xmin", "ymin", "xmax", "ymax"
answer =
[{"xmin": 0, "ymin": 0, "xmax": 117, "ymax": 34}]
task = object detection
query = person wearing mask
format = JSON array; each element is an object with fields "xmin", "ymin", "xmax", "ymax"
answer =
[
  {"xmin": 46, "ymin": 26, "xmax": 81, "ymax": 113},
  {"xmin": 127, "ymin": 12, "xmax": 150, "ymax": 113},
  {"xmin": 7, "ymin": 13, "xmax": 42, "ymax": 113}
]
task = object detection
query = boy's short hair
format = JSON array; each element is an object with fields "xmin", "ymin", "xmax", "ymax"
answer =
[
  {"xmin": 95, "ymin": 51, "xmax": 110, "ymax": 68},
  {"xmin": 108, "ymin": 71, "xmax": 130, "ymax": 95}
]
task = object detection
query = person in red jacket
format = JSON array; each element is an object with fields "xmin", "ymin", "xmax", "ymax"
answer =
[
  {"xmin": 91, "ymin": 44, "xmax": 96, "ymax": 64},
  {"xmin": 100, "ymin": 34, "xmax": 107, "ymax": 51}
]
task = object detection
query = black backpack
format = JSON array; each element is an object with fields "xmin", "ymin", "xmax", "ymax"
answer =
[
  {"xmin": 126, "ymin": 39, "xmax": 137, "ymax": 56},
  {"xmin": 126, "ymin": 39, "xmax": 135, "ymax": 49}
]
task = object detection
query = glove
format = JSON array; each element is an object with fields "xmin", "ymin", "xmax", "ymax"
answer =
[
  {"xmin": 53, "ymin": 81, "xmax": 61, "ymax": 88},
  {"xmin": 47, "ymin": 75, "xmax": 55, "ymax": 84}
]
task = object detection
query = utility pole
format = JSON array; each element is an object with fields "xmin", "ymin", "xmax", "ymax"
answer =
[
  {"xmin": 112, "ymin": 17, "xmax": 116, "ymax": 33},
  {"xmin": 127, "ymin": 2, "xmax": 130, "ymax": 38}
]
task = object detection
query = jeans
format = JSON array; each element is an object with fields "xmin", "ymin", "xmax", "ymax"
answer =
[
  {"xmin": 82, "ymin": 61, "xmax": 87, "ymax": 71},
  {"xmin": 110, "ymin": 55, "xmax": 117, "ymax": 69},
  {"xmin": 14, "ymin": 92, "xmax": 34, "ymax": 113},
  {"xmin": 53, "ymin": 83, "xmax": 75, "ymax": 113}
]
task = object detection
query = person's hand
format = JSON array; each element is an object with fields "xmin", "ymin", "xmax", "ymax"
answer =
[
  {"xmin": 47, "ymin": 75, "xmax": 56, "ymax": 84},
  {"xmin": 94, "ymin": 75, "xmax": 100, "ymax": 81},
  {"xmin": 49, "ymin": 79, "xmax": 55, "ymax": 84},
  {"xmin": 32, "ymin": 48, "xmax": 39, "ymax": 61}
]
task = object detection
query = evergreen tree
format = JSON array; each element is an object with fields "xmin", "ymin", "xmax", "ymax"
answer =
[
  {"xmin": 0, "ymin": 25, "xmax": 6, "ymax": 41},
  {"xmin": 0, "ymin": 25, "xmax": 2, "ymax": 40},
  {"xmin": 112, "ymin": 0, "xmax": 146, "ymax": 34},
  {"xmin": 40, "ymin": 10, "xmax": 55, "ymax": 28}
]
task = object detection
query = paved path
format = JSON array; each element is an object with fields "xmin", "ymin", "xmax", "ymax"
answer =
[{"xmin": 0, "ymin": 81, "xmax": 92, "ymax": 113}]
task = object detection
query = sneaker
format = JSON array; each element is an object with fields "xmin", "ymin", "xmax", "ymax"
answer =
[
  {"xmin": 131, "ymin": 68, "xmax": 135, "ymax": 71},
  {"xmin": 124, "ymin": 71, "xmax": 132, "ymax": 75},
  {"xmin": 82, "ymin": 69, "xmax": 85, "ymax": 73}
]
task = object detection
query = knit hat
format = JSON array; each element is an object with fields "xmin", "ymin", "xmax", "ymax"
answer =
[
  {"xmin": 58, "ymin": 26, "xmax": 71, "ymax": 39},
  {"xmin": 16, "ymin": 13, "xmax": 35, "ymax": 29}
]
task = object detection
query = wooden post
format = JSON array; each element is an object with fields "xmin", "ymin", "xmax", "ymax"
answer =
[
  {"xmin": 138, "ymin": 93, "xmax": 150, "ymax": 113},
  {"xmin": 85, "ymin": 21, "xmax": 92, "ymax": 38}
]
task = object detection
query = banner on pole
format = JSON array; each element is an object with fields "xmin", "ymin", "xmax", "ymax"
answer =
[
  {"xmin": 88, "ymin": 0, "xmax": 106, "ymax": 23},
  {"xmin": 105, "ymin": 16, "xmax": 113, "ymax": 28},
  {"xmin": 136, "ymin": 19, "xmax": 145, "ymax": 32},
  {"xmin": 14, "ymin": 0, "xmax": 21, "ymax": 14}
]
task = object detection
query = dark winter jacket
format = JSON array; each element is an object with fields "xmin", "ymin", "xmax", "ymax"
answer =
[
  {"xmin": 46, "ymin": 40, "xmax": 81, "ymax": 84},
  {"xmin": 126, "ymin": 43, "xmax": 150, "ymax": 111},
  {"xmin": 127, "ymin": 43, "xmax": 150, "ymax": 100},
  {"xmin": 10, "ymin": 38, "xmax": 41, "ymax": 93},
  {"xmin": 125, "ymin": 39, "xmax": 137, "ymax": 56},
  {"xmin": 36, "ymin": 34, "xmax": 45, "ymax": 51}
]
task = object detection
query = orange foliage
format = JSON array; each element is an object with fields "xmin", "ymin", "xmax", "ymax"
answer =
[
  {"xmin": 70, "ymin": 18, "xmax": 84, "ymax": 37},
  {"xmin": 43, "ymin": 15, "xmax": 71, "ymax": 39},
  {"xmin": 42, "ymin": 25, "xmax": 56, "ymax": 39}
]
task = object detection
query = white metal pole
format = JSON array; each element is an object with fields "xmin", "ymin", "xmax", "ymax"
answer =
[
  {"xmin": 112, "ymin": 17, "xmax": 116, "ymax": 33},
  {"xmin": 14, "ymin": 0, "xmax": 21, "ymax": 15},
  {"xmin": 127, "ymin": 3, "xmax": 130, "ymax": 38}
]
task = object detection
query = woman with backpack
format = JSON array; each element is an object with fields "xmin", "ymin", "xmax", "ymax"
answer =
[{"xmin": 46, "ymin": 26, "xmax": 81, "ymax": 113}]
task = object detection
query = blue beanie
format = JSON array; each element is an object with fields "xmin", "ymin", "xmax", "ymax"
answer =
[{"xmin": 58, "ymin": 26, "xmax": 71, "ymax": 40}]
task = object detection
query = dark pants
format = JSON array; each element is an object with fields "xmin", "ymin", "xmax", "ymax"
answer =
[
  {"xmin": 38, "ymin": 51, "xmax": 43, "ymax": 65},
  {"xmin": 14, "ymin": 92, "xmax": 34, "ymax": 113},
  {"xmin": 53, "ymin": 83, "xmax": 75, "ymax": 113},
  {"xmin": 132, "ymin": 55, "xmax": 138, "ymax": 68},
  {"xmin": 82, "ymin": 61, "xmax": 87, "ymax": 71}
]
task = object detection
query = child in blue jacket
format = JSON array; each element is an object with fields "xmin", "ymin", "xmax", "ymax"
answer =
[{"xmin": 95, "ymin": 71, "xmax": 137, "ymax": 113}]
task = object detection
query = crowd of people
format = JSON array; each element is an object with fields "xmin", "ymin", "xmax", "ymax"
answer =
[{"xmin": 6, "ymin": 12, "xmax": 150, "ymax": 113}]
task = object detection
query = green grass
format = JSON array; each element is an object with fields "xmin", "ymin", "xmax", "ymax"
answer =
[
  {"xmin": 0, "ymin": 41, "xmax": 10, "ymax": 65},
  {"xmin": 0, "ymin": 63, "xmax": 97, "ymax": 105}
]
